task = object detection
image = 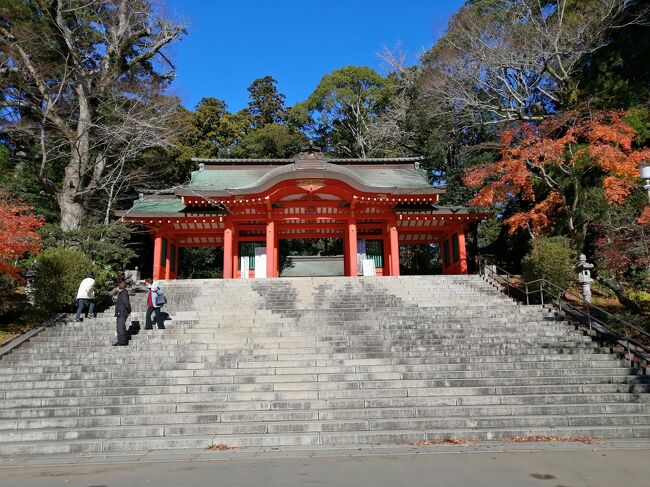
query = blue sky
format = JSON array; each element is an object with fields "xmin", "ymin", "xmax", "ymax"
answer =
[{"xmin": 164, "ymin": 0, "xmax": 465, "ymax": 112}]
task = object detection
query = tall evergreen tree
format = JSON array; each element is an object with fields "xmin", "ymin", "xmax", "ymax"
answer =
[
  {"xmin": 247, "ymin": 76, "xmax": 288, "ymax": 128},
  {"xmin": 0, "ymin": 0, "xmax": 185, "ymax": 230},
  {"xmin": 291, "ymin": 66, "xmax": 395, "ymax": 157}
]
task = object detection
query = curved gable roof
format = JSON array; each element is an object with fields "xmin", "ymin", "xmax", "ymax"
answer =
[{"xmin": 179, "ymin": 161, "xmax": 442, "ymax": 197}]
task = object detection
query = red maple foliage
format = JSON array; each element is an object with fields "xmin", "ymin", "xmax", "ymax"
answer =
[
  {"xmin": 639, "ymin": 206, "xmax": 650, "ymax": 225},
  {"xmin": 0, "ymin": 197, "xmax": 44, "ymax": 280},
  {"xmin": 464, "ymin": 110, "xmax": 650, "ymax": 236}
]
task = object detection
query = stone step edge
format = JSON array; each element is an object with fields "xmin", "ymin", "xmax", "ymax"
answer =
[
  {"xmin": 2, "ymin": 349, "xmax": 615, "ymax": 362},
  {"xmin": 3, "ymin": 388, "xmax": 650, "ymax": 410},
  {"xmin": 3, "ymin": 399, "xmax": 649, "ymax": 420},
  {"xmin": 1, "ymin": 425, "xmax": 649, "ymax": 456},
  {"xmin": 3, "ymin": 411, "xmax": 650, "ymax": 432},
  {"xmin": 3, "ymin": 413, "xmax": 650, "ymax": 439},
  {"xmin": 0, "ymin": 358, "xmax": 627, "ymax": 375},
  {"xmin": 10, "ymin": 346, "xmax": 603, "ymax": 358},
  {"xmin": 0, "ymin": 368, "xmax": 633, "ymax": 384},
  {"xmin": 0, "ymin": 373, "xmax": 643, "ymax": 393}
]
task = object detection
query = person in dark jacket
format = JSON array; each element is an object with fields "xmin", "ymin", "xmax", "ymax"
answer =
[{"xmin": 113, "ymin": 281, "xmax": 131, "ymax": 346}]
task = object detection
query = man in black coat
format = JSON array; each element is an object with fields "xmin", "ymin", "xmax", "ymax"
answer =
[{"xmin": 113, "ymin": 281, "xmax": 131, "ymax": 346}]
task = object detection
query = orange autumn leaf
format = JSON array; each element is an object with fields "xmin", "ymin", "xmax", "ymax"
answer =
[
  {"xmin": 504, "ymin": 191, "xmax": 564, "ymax": 235},
  {"xmin": 464, "ymin": 163, "xmax": 496, "ymax": 188},
  {"xmin": 465, "ymin": 109, "xmax": 647, "ymax": 235},
  {"xmin": 588, "ymin": 119, "xmax": 635, "ymax": 151},
  {"xmin": 589, "ymin": 145, "xmax": 636, "ymax": 176},
  {"xmin": 0, "ymin": 197, "xmax": 44, "ymax": 280},
  {"xmin": 603, "ymin": 177, "xmax": 636, "ymax": 205},
  {"xmin": 639, "ymin": 206, "xmax": 650, "ymax": 225}
]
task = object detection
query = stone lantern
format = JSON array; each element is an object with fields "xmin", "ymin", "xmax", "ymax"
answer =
[
  {"xmin": 641, "ymin": 161, "xmax": 650, "ymax": 204},
  {"xmin": 576, "ymin": 254, "xmax": 594, "ymax": 304}
]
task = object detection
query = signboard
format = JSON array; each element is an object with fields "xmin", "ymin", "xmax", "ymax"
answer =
[
  {"xmin": 240, "ymin": 256, "xmax": 250, "ymax": 279},
  {"xmin": 357, "ymin": 239, "xmax": 366, "ymax": 275},
  {"xmin": 254, "ymin": 247, "xmax": 267, "ymax": 278},
  {"xmin": 362, "ymin": 259, "xmax": 376, "ymax": 277}
]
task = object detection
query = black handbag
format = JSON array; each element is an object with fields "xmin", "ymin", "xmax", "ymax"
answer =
[{"xmin": 128, "ymin": 320, "xmax": 141, "ymax": 336}]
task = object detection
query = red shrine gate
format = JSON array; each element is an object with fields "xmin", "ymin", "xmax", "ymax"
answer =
[{"xmin": 117, "ymin": 149, "xmax": 486, "ymax": 280}]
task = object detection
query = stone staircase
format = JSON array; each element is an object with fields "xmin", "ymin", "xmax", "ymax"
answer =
[{"xmin": 1, "ymin": 275, "xmax": 649, "ymax": 455}]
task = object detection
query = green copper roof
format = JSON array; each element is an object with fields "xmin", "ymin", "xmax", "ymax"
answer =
[
  {"xmin": 355, "ymin": 168, "xmax": 432, "ymax": 189},
  {"xmin": 190, "ymin": 169, "xmax": 268, "ymax": 189},
  {"xmin": 188, "ymin": 166, "xmax": 434, "ymax": 191},
  {"xmin": 115, "ymin": 197, "xmax": 186, "ymax": 218}
]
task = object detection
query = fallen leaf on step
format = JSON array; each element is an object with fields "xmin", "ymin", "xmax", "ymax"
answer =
[
  {"xmin": 409, "ymin": 438, "xmax": 479, "ymax": 446},
  {"xmin": 206, "ymin": 443, "xmax": 235, "ymax": 451},
  {"xmin": 505, "ymin": 435, "xmax": 597, "ymax": 444}
]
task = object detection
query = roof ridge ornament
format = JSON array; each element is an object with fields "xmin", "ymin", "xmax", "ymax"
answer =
[{"xmin": 297, "ymin": 141, "xmax": 327, "ymax": 160}]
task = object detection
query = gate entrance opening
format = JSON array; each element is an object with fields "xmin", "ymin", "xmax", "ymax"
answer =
[{"xmin": 279, "ymin": 238, "xmax": 343, "ymax": 277}]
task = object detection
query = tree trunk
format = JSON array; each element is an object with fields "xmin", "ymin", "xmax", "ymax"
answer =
[
  {"xmin": 596, "ymin": 275, "xmax": 642, "ymax": 314},
  {"xmin": 58, "ymin": 153, "xmax": 86, "ymax": 230},
  {"xmin": 57, "ymin": 181, "xmax": 85, "ymax": 231},
  {"xmin": 57, "ymin": 84, "xmax": 92, "ymax": 231}
]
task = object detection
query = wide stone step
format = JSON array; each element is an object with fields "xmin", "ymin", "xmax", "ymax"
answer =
[
  {"xmin": 48, "ymin": 319, "xmax": 558, "ymax": 332},
  {"xmin": 19, "ymin": 332, "xmax": 578, "ymax": 346},
  {"xmin": 38, "ymin": 319, "xmax": 565, "ymax": 332},
  {"xmin": 39, "ymin": 319, "xmax": 570, "ymax": 330},
  {"xmin": 38, "ymin": 313, "xmax": 564, "ymax": 330},
  {"xmin": 4, "ymin": 413, "xmax": 650, "ymax": 444},
  {"xmin": 1, "ymin": 424, "xmax": 650, "ymax": 455},
  {"xmin": 1, "ymin": 351, "xmax": 616, "ymax": 368},
  {"xmin": 8, "ymin": 341, "xmax": 599, "ymax": 359},
  {"xmin": 1, "ymin": 374, "xmax": 644, "ymax": 397},
  {"xmin": 4, "ymin": 402, "xmax": 650, "ymax": 429},
  {"xmin": 25, "ymin": 335, "xmax": 588, "ymax": 349},
  {"xmin": 2, "ymin": 401, "xmax": 648, "ymax": 425},
  {"xmin": 2, "ymin": 384, "xmax": 649, "ymax": 409},
  {"xmin": 0, "ymin": 357, "xmax": 625, "ymax": 377},
  {"xmin": 0, "ymin": 366, "xmax": 633, "ymax": 386}
]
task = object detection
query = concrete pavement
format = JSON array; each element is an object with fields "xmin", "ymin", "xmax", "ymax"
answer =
[{"xmin": 1, "ymin": 440, "xmax": 649, "ymax": 487}]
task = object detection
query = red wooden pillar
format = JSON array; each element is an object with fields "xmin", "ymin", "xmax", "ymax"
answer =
[
  {"xmin": 440, "ymin": 236, "xmax": 450, "ymax": 275},
  {"xmin": 439, "ymin": 237, "xmax": 446, "ymax": 275},
  {"xmin": 457, "ymin": 224, "xmax": 468, "ymax": 275},
  {"xmin": 382, "ymin": 227, "xmax": 391, "ymax": 276},
  {"xmin": 164, "ymin": 238, "xmax": 173, "ymax": 280},
  {"xmin": 153, "ymin": 233, "xmax": 163, "ymax": 280},
  {"xmin": 345, "ymin": 220, "xmax": 358, "ymax": 276},
  {"xmin": 388, "ymin": 219, "xmax": 400, "ymax": 277},
  {"xmin": 274, "ymin": 231, "xmax": 280, "ymax": 278},
  {"xmin": 232, "ymin": 227, "xmax": 239, "ymax": 278},
  {"xmin": 223, "ymin": 224, "xmax": 234, "ymax": 279},
  {"xmin": 174, "ymin": 245, "xmax": 180, "ymax": 279},
  {"xmin": 266, "ymin": 220, "xmax": 275, "ymax": 278}
]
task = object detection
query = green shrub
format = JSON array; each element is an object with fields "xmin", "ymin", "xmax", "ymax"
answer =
[
  {"xmin": 40, "ymin": 224, "xmax": 137, "ymax": 269},
  {"xmin": 31, "ymin": 248, "xmax": 115, "ymax": 312},
  {"xmin": 522, "ymin": 236, "xmax": 575, "ymax": 291},
  {"xmin": 0, "ymin": 274, "xmax": 23, "ymax": 319}
]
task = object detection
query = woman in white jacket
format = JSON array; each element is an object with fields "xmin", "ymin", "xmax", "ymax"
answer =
[{"xmin": 75, "ymin": 273, "xmax": 95, "ymax": 321}]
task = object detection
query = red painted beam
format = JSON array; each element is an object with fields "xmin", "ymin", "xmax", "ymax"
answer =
[{"xmin": 278, "ymin": 232, "xmax": 345, "ymax": 240}]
